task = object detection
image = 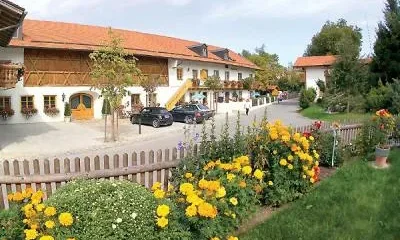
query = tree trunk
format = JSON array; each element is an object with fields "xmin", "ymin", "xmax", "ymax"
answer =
[
  {"xmin": 116, "ymin": 110, "xmax": 119, "ymax": 141},
  {"xmin": 104, "ymin": 114, "xmax": 108, "ymax": 142},
  {"xmin": 111, "ymin": 108, "xmax": 115, "ymax": 142}
]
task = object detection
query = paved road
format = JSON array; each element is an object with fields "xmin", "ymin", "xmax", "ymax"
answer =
[{"xmin": 0, "ymin": 99, "xmax": 312, "ymax": 160}]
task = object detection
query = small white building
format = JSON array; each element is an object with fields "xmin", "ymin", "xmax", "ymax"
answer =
[{"xmin": 293, "ymin": 55, "xmax": 336, "ymax": 95}]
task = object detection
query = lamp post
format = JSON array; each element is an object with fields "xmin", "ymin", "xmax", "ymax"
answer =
[{"xmin": 62, "ymin": 93, "xmax": 66, "ymax": 102}]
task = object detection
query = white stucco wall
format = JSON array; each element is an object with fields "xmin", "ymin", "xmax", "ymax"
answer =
[
  {"xmin": 0, "ymin": 48, "xmax": 255, "ymax": 124},
  {"xmin": 305, "ymin": 67, "xmax": 329, "ymax": 97}
]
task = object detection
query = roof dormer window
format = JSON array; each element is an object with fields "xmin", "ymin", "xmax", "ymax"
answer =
[
  {"xmin": 188, "ymin": 43, "xmax": 208, "ymax": 57},
  {"xmin": 212, "ymin": 48, "xmax": 230, "ymax": 61}
]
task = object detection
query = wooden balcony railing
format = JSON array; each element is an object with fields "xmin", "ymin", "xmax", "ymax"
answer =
[{"xmin": 0, "ymin": 64, "xmax": 19, "ymax": 88}]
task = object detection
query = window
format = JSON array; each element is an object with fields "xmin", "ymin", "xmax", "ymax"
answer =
[
  {"xmin": 213, "ymin": 70, "xmax": 219, "ymax": 78},
  {"xmin": 0, "ymin": 96, "xmax": 11, "ymax": 110},
  {"xmin": 131, "ymin": 94, "xmax": 141, "ymax": 105},
  {"xmin": 249, "ymin": 74, "xmax": 253, "ymax": 78},
  {"xmin": 200, "ymin": 69, "xmax": 208, "ymax": 80},
  {"xmin": 21, "ymin": 96, "xmax": 34, "ymax": 110},
  {"xmin": 43, "ymin": 95, "xmax": 56, "ymax": 109},
  {"xmin": 202, "ymin": 47, "xmax": 208, "ymax": 57},
  {"xmin": 177, "ymin": 68, "xmax": 183, "ymax": 80},
  {"xmin": 238, "ymin": 73, "xmax": 243, "ymax": 80},
  {"xmin": 225, "ymin": 71, "xmax": 230, "ymax": 81},
  {"xmin": 192, "ymin": 69, "xmax": 198, "ymax": 80},
  {"xmin": 239, "ymin": 91, "xmax": 243, "ymax": 101}
]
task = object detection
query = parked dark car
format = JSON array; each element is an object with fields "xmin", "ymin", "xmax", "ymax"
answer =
[
  {"xmin": 130, "ymin": 107, "xmax": 173, "ymax": 128},
  {"xmin": 170, "ymin": 104, "xmax": 214, "ymax": 124}
]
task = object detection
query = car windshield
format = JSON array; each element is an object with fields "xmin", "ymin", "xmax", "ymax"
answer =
[
  {"xmin": 156, "ymin": 109, "xmax": 169, "ymax": 114},
  {"xmin": 197, "ymin": 105, "xmax": 209, "ymax": 110}
]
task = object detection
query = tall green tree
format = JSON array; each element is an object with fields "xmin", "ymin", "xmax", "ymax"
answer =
[
  {"xmin": 330, "ymin": 36, "xmax": 369, "ymax": 113},
  {"xmin": 304, "ymin": 19, "xmax": 362, "ymax": 56},
  {"xmin": 370, "ymin": 0, "xmax": 400, "ymax": 85},
  {"xmin": 90, "ymin": 29, "xmax": 142, "ymax": 141},
  {"xmin": 241, "ymin": 45, "xmax": 284, "ymax": 88}
]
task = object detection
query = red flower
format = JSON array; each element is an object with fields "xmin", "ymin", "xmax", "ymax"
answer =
[
  {"xmin": 314, "ymin": 121, "xmax": 322, "ymax": 130},
  {"xmin": 313, "ymin": 166, "xmax": 320, "ymax": 182},
  {"xmin": 303, "ymin": 131, "xmax": 311, "ymax": 138}
]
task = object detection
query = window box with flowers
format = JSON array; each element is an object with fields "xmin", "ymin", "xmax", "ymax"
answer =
[
  {"xmin": 230, "ymin": 81, "xmax": 237, "ymax": 88},
  {"xmin": 44, "ymin": 107, "xmax": 60, "ymax": 117},
  {"xmin": 21, "ymin": 107, "xmax": 38, "ymax": 119},
  {"xmin": 223, "ymin": 80, "xmax": 230, "ymax": 88},
  {"xmin": 0, "ymin": 108, "xmax": 15, "ymax": 120}
]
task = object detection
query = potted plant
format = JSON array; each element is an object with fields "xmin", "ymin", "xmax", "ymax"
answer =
[
  {"xmin": 0, "ymin": 108, "xmax": 15, "ymax": 120},
  {"xmin": 230, "ymin": 81, "xmax": 237, "ymax": 88},
  {"xmin": 21, "ymin": 107, "xmax": 38, "ymax": 119},
  {"xmin": 373, "ymin": 109, "xmax": 395, "ymax": 168},
  {"xmin": 44, "ymin": 107, "xmax": 60, "ymax": 117},
  {"xmin": 237, "ymin": 81, "xmax": 243, "ymax": 88},
  {"xmin": 64, "ymin": 102, "xmax": 72, "ymax": 122}
]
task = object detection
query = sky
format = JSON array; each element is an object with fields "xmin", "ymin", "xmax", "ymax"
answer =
[{"xmin": 12, "ymin": 0, "xmax": 386, "ymax": 66}]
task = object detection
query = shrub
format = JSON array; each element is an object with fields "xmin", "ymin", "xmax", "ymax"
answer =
[
  {"xmin": 0, "ymin": 108, "xmax": 15, "ymax": 120},
  {"xmin": 0, "ymin": 205, "xmax": 24, "ymax": 240},
  {"xmin": 248, "ymin": 120, "xmax": 320, "ymax": 206},
  {"xmin": 299, "ymin": 88, "xmax": 317, "ymax": 109},
  {"xmin": 64, "ymin": 103, "xmax": 71, "ymax": 117},
  {"xmin": 387, "ymin": 79, "xmax": 400, "ymax": 114},
  {"xmin": 46, "ymin": 179, "xmax": 158, "ymax": 240},
  {"xmin": 365, "ymin": 81, "xmax": 390, "ymax": 112}
]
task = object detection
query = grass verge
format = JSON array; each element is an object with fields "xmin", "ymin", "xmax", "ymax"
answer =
[
  {"xmin": 301, "ymin": 104, "xmax": 370, "ymax": 122},
  {"xmin": 241, "ymin": 149, "xmax": 400, "ymax": 240}
]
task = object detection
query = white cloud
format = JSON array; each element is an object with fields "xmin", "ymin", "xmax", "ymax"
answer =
[
  {"xmin": 12, "ymin": 0, "xmax": 192, "ymax": 18},
  {"xmin": 206, "ymin": 0, "xmax": 383, "ymax": 19}
]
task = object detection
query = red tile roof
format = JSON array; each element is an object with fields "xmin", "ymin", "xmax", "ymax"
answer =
[
  {"xmin": 9, "ymin": 19, "xmax": 259, "ymax": 69},
  {"xmin": 293, "ymin": 55, "xmax": 337, "ymax": 68}
]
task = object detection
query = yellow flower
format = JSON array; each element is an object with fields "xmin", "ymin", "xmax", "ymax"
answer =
[
  {"xmin": 229, "ymin": 197, "xmax": 238, "ymax": 206},
  {"xmin": 309, "ymin": 136, "xmax": 314, "ymax": 141},
  {"xmin": 156, "ymin": 204, "xmax": 170, "ymax": 217},
  {"xmin": 310, "ymin": 178, "xmax": 315, "ymax": 184},
  {"xmin": 179, "ymin": 183, "xmax": 194, "ymax": 195},
  {"xmin": 231, "ymin": 213, "xmax": 236, "ymax": 219},
  {"xmin": 216, "ymin": 187, "xmax": 226, "ymax": 198},
  {"xmin": 198, "ymin": 202, "xmax": 218, "ymax": 218},
  {"xmin": 186, "ymin": 193, "xmax": 204, "ymax": 206},
  {"xmin": 36, "ymin": 203, "xmax": 45, "ymax": 212},
  {"xmin": 12, "ymin": 192, "xmax": 24, "ymax": 201},
  {"xmin": 151, "ymin": 182, "xmax": 161, "ymax": 191},
  {"xmin": 279, "ymin": 159, "xmax": 287, "ymax": 166},
  {"xmin": 168, "ymin": 184, "xmax": 174, "ymax": 192},
  {"xmin": 156, "ymin": 217, "xmax": 168, "ymax": 228},
  {"xmin": 45, "ymin": 220, "xmax": 55, "ymax": 229},
  {"xmin": 268, "ymin": 181, "xmax": 273, "ymax": 186},
  {"xmin": 287, "ymin": 155, "xmax": 294, "ymax": 161},
  {"xmin": 242, "ymin": 166, "xmax": 252, "ymax": 175},
  {"xmin": 226, "ymin": 173, "xmax": 236, "ymax": 182},
  {"xmin": 198, "ymin": 179, "xmax": 209, "ymax": 190},
  {"xmin": 185, "ymin": 204, "xmax": 197, "ymax": 217},
  {"xmin": 291, "ymin": 144, "xmax": 299, "ymax": 152},
  {"xmin": 44, "ymin": 206, "xmax": 57, "ymax": 217},
  {"xmin": 288, "ymin": 164, "xmax": 294, "ymax": 170},
  {"xmin": 22, "ymin": 188, "xmax": 33, "ymax": 198},
  {"xmin": 208, "ymin": 181, "xmax": 221, "ymax": 191},
  {"xmin": 314, "ymin": 153, "xmax": 320, "ymax": 159},
  {"xmin": 7, "ymin": 193, "xmax": 13, "ymax": 201},
  {"xmin": 239, "ymin": 181, "xmax": 247, "ymax": 188},
  {"xmin": 58, "ymin": 212, "xmax": 74, "ymax": 227},
  {"xmin": 314, "ymin": 161, "xmax": 319, "ymax": 166},
  {"xmin": 24, "ymin": 229, "xmax": 38, "ymax": 240},
  {"xmin": 30, "ymin": 224, "xmax": 38, "ymax": 230},
  {"xmin": 67, "ymin": 238, "xmax": 76, "ymax": 240},
  {"xmin": 154, "ymin": 189, "xmax": 166, "ymax": 199},
  {"xmin": 270, "ymin": 132, "xmax": 279, "ymax": 140},
  {"xmin": 281, "ymin": 135, "xmax": 290, "ymax": 142},
  {"xmin": 211, "ymin": 237, "xmax": 220, "ymax": 240},
  {"xmin": 302, "ymin": 174, "xmax": 307, "ymax": 179},
  {"xmin": 227, "ymin": 236, "xmax": 239, "ymax": 240},
  {"xmin": 31, "ymin": 191, "xmax": 44, "ymax": 204},
  {"xmin": 253, "ymin": 169, "xmax": 264, "ymax": 180},
  {"xmin": 23, "ymin": 219, "xmax": 29, "ymax": 224},
  {"xmin": 273, "ymin": 150, "xmax": 278, "ymax": 155},
  {"xmin": 185, "ymin": 172, "xmax": 193, "ymax": 179},
  {"xmin": 39, "ymin": 235, "xmax": 54, "ymax": 240}
]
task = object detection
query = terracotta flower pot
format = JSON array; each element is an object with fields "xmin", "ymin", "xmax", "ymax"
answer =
[{"xmin": 375, "ymin": 147, "xmax": 390, "ymax": 168}]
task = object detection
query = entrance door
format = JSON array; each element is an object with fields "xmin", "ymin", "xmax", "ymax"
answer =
[{"xmin": 70, "ymin": 93, "xmax": 94, "ymax": 120}]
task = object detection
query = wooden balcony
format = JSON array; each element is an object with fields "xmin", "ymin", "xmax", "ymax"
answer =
[
  {"xmin": 190, "ymin": 79, "xmax": 244, "ymax": 90},
  {"xmin": 0, "ymin": 64, "xmax": 19, "ymax": 88}
]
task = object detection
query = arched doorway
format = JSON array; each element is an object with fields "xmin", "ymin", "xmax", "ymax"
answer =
[{"xmin": 70, "ymin": 93, "xmax": 94, "ymax": 120}]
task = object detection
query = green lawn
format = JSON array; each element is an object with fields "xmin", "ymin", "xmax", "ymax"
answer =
[
  {"xmin": 241, "ymin": 149, "xmax": 400, "ymax": 240},
  {"xmin": 301, "ymin": 104, "xmax": 370, "ymax": 122}
]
